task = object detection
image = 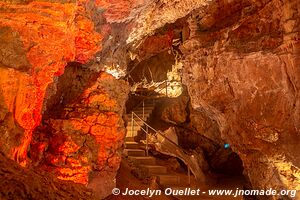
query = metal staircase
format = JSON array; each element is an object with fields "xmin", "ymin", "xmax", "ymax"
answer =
[
  {"xmin": 123, "ymin": 99, "xmax": 199, "ymax": 188},
  {"xmin": 124, "ymin": 137, "xmax": 181, "ymax": 186},
  {"xmin": 122, "ymin": 75, "xmax": 205, "ymax": 190},
  {"xmin": 125, "ymin": 100, "xmax": 155, "ymax": 138}
]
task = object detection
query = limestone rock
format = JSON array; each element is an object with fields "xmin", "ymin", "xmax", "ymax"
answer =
[
  {"xmin": 181, "ymin": 0, "xmax": 300, "ymax": 194},
  {"xmin": 0, "ymin": 151, "xmax": 96, "ymax": 200},
  {"xmin": 30, "ymin": 72, "xmax": 129, "ymax": 199},
  {"xmin": 0, "ymin": 0, "xmax": 101, "ymax": 164}
]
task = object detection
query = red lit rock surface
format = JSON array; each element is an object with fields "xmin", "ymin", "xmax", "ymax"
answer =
[
  {"xmin": 0, "ymin": 0, "xmax": 131, "ymax": 196},
  {"xmin": 31, "ymin": 72, "xmax": 129, "ymax": 198},
  {"xmin": 0, "ymin": 0, "xmax": 101, "ymax": 165},
  {"xmin": 0, "ymin": 151, "xmax": 96, "ymax": 199},
  {"xmin": 181, "ymin": 0, "xmax": 300, "ymax": 193}
]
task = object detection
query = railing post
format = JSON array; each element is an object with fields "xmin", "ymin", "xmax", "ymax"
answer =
[
  {"xmin": 142, "ymin": 100, "xmax": 145, "ymax": 120},
  {"xmin": 131, "ymin": 112, "xmax": 134, "ymax": 137},
  {"xmin": 188, "ymin": 167, "xmax": 191, "ymax": 185},
  {"xmin": 146, "ymin": 125, "xmax": 149, "ymax": 157},
  {"xmin": 166, "ymin": 80, "xmax": 168, "ymax": 97}
]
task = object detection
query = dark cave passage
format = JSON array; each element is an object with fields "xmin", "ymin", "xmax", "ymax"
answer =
[{"xmin": 122, "ymin": 88, "xmax": 247, "ymax": 196}]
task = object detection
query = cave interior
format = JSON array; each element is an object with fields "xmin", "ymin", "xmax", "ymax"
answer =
[{"xmin": 0, "ymin": 0, "xmax": 299, "ymax": 200}]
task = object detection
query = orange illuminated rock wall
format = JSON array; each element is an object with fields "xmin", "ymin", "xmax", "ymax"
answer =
[
  {"xmin": 0, "ymin": 151, "xmax": 96, "ymax": 199},
  {"xmin": 30, "ymin": 72, "xmax": 129, "ymax": 198},
  {"xmin": 0, "ymin": 0, "xmax": 101, "ymax": 165},
  {"xmin": 95, "ymin": 0, "xmax": 137, "ymax": 22},
  {"xmin": 0, "ymin": 1, "xmax": 133, "ymax": 197}
]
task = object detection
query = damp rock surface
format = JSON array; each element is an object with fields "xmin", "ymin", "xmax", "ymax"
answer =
[
  {"xmin": 181, "ymin": 0, "xmax": 300, "ymax": 193},
  {"xmin": 0, "ymin": 152, "xmax": 96, "ymax": 200},
  {"xmin": 31, "ymin": 72, "xmax": 129, "ymax": 199}
]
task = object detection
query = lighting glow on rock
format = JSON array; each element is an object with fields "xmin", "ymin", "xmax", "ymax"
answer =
[
  {"xmin": 270, "ymin": 156, "xmax": 300, "ymax": 190},
  {"xmin": 158, "ymin": 60, "xmax": 183, "ymax": 98},
  {"xmin": 126, "ymin": 0, "xmax": 212, "ymax": 44},
  {"xmin": 0, "ymin": 0, "xmax": 102, "ymax": 166},
  {"xmin": 154, "ymin": 81, "xmax": 183, "ymax": 98},
  {"xmin": 103, "ymin": 65, "xmax": 126, "ymax": 79},
  {"xmin": 130, "ymin": 60, "xmax": 184, "ymax": 97}
]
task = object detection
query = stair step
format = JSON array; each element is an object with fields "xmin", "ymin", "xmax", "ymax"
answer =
[
  {"xmin": 156, "ymin": 174, "xmax": 180, "ymax": 185},
  {"xmin": 126, "ymin": 130, "xmax": 139, "ymax": 137},
  {"xmin": 134, "ymin": 105, "xmax": 155, "ymax": 109},
  {"xmin": 127, "ymin": 121, "xmax": 146, "ymax": 127},
  {"xmin": 132, "ymin": 111, "xmax": 153, "ymax": 114},
  {"xmin": 128, "ymin": 156, "xmax": 156, "ymax": 165},
  {"xmin": 127, "ymin": 119, "xmax": 148, "ymax": 123},
  {"xmin": 127, "ymin": 112, "xmax": 150, "ymax": 115},
  {"xmin": 126, "ymin": 125, "xmax": 141, "ymax": 131},
  {"xmin": 126, "ymin": 130, "xmax": 139, "ymax": 134},
  {"xmin": 126, "ymin": 117, "xmax": 149, "ymax": 122},
  {"xmin": 127, "ymin": 117, "xmax": 144, "ymax": 121},
  {"xmin": 126, "ymin": 123, "xmax": 144, "ymax": 127},
  {"xmin": 125, "ymin": 141, "xmax": 139, "ymax": 149},
  {"xmin": 133, "ymin": 108, "xmax": 154, "ymax": 112},
  {"xmin": 131, "ymin": 111, "xmax": 153, "ymax": 116},
  {"xmin": 128, "ymin": 117, "xmax": 147, "ymax": 121},
  {"xmin": 144, "ymin": 102, "xmax": 155, "ymax": 105},
  {"xmin": 126, "ymin": 113, "xmax": 150, "ymax": 118},
  {"xmin": 125, "ymin": 137, "xmax": 135, "ymax": 142},
  {"xmin": 134, "ymin": 105, "xmax": 154, "ymax": 108},
  {"xmin": 139, "ymin": 165, "xmax": 167, "ymax": 174},
  {"xmin": 126, "ymin": 129, "xmax": 140, "ymax": 134},
  {"xmin": 133, "ymin": 107, "xmax": 153, "ymax": 111},
  {"xmin": 124, "ymin": 149, "xmax": 145, "ymax": 156}
]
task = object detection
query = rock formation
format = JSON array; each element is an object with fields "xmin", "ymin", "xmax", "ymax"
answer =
[
  {"xmin": 31, "ymin": 70, "xmax": 129, "ymax": 198},
  {"xmin": 181, "ymin": 0, "xmax": 300, "ymax": 194},
  {"xmin": 0, "ymin": 151, "xmax": 96, "ymax": 199},
  {"xmin": 0, "ymin": 0, "xmax": 129, "ymax": 198},
  {"xmin": 0, "ymin": 0, "xmax": 299, "ymax": 199},
  {"xmin": 0, "ymin": 0, "xmax": 101, "ymax": 165}
]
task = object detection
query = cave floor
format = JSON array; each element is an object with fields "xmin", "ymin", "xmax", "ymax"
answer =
[
  {"xmin": 105, "ymin": 159, "xmax": 172, "ymax": 200},
  {"xmin": 105, "ymin": 158, "xmax": 246, "ymax": 200}
]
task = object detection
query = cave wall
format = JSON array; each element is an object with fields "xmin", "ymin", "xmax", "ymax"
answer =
[
  {"xmin": 0, "ymin": 0, "xmax": 131, "ymax": 198},
  {"xmin": 0, "ymin": 0, "xmax": 101, "ymax": 165},
  {"xmin": 31, "ymin": 72, "xmax": 129, "ymax": 198},
  {"xmin": 129, "ymin": 51, "xmax": 175, "ymax": 83},
  {"xmin": 181, "ymin": 0, "xmax": 300, "ymax": 195},
  {"xmin": 0, "ymin": 151, "xmax": 96, "ymax": 200},
  {"xmin": 152, "ymin": 91, "xmax": 244, "ymax": 177},
  {"xmin": 0, "ymin": 0, "xmax": 211, "ymax": 169}
]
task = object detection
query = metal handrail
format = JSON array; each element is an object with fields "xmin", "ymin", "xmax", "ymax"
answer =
[
  {"xmin": 153, "ymin": 80, "xmax": 170, "ymax": 96},
  {"xmin": 136, "ymin": 79, "xmax": 168, "ymax": 99},
  {"xmin": 137, "ymin": 79, "xmax": 177, "ymax": 98},
  {"xmin": 131, "ymin": 111, "xmax": 192, "ymax": 184},
  {"xmin": 128, "ymin": 80, "xmax": 192, "ymax": 184},
  {"xmin": 130, "ymin": 116, "xmax": 150, "ymax": 156},
  {"xmin": 131, "ymin": 79, "xmax": 173, "ymax": 115},
  {"xmin": 132, "ymin": 112, "xmax": 189, "ymax": 154}
]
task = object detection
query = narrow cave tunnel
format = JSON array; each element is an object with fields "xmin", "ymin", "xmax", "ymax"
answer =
[{"xmin": 0, "ymin": 0, "xmax": 299, "ymax": 200}]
